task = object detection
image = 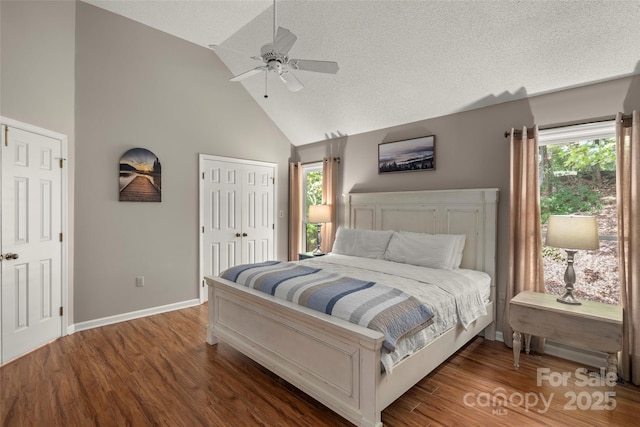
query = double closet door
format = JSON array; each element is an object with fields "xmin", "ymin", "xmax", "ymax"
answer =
[{"xmin": 200, "ymin": 155, "xmax": 276, "ymax": 302}]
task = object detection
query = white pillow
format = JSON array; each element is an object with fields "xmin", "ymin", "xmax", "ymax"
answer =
[
  {"xmin": 331, "ymin": 227, "xmax": 394, "ymax": 259},
  {"xmin": 384, "ymin": 231, "xmax": 466, "ymax": 270},
  {"xmin": 450, "ymin": 234, "xmax": 466, "ymax": 269}
]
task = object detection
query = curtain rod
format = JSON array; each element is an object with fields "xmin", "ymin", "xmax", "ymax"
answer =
[
  {"xmin": 293, "ymin": 157, "xmax": 341, "ymax": 166},
  {"xmin": 503, "ymin": 114, "xmax": 632, "ymax": 138}
]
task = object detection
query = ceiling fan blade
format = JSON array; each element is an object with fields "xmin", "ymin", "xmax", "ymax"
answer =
[
  {"xmin": 273, "ymin": 27, "xmax": 297, "ymax": 54},
  {"xmin": 289, "ymin": 59, "xmax": 339, "ymax": 74},
  {"xmin": 230, "ymin": 67, "xmax": 265, "ymax": 82},
  {"xmin": 279, "ymin": 71, "xmax": 304, "ymax": 92}
]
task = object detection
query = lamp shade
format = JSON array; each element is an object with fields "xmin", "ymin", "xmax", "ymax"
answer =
[
  {"xmin": 308, "ymin": 204, "xmax": 331, "ymax": 223},
  {"xmin": 545, "ymin": 215, "xmax": 599, "ymax": 250}
]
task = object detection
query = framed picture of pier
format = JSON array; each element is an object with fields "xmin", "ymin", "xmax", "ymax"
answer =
[
  {"xmin": 378, "ymin": 135, "xmax": 435, "ymax": 174},
  {"xmin": 119, "ymin": 148, "xmax": 162, "ymax": 202}
]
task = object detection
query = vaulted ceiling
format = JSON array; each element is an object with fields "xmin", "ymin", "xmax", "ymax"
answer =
[{"xmin": 85, "ymin": 1, "xmax": 640, "ymax": 146}]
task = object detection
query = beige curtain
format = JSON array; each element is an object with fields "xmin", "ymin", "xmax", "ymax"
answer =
[
  {"xmin": 321, "ymin": 157, "xmax": 339, "ymax": 253},
  {"xmin": 616, "ymin": 111, "xmax": 639, "ymax": 385},
  {"xmin": 288, "ymin": 162, "xmax": 303, "ymax": 260},
  {"xmin": 503, "ymin": 126, "xmax": 545, "ymax": 349}
]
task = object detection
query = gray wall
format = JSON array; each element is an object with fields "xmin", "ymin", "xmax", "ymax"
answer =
[
  {"xmin": 73, "ymin": 2, "xmax": 292, "ymax": 322},
  {"xmin": 296, "ymin": 74, "xmax": 640, "ymax": 335},
  {"xmin": 0, "ymin": 0, "xmax": 75, "ymax": 132}
]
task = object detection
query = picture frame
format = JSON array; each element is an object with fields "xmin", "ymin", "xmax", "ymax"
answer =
[
  {"xmin": 378, "ymin": 135, "xmax": 435, "ymax": 174},
  {"xmin": 119, "ymin": 148, "xmax": 162, "ymax": 202}
]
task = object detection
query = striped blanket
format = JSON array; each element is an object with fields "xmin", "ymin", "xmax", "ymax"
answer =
[{"xmin": 221, "ymin": 261, "xmax": 434, "ymax": 352}]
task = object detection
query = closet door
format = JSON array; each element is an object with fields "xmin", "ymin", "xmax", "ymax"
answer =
[
  {"xmin": 241, "ymin": 164, "xmax": 274, "ymax": 264},
  {"xmin": 200, "ymin": 155, "xmax": 276, "ymax": 302},
  {"xmin": 202, "ymin": 159, "xmax": 243, "ymax": 281}
]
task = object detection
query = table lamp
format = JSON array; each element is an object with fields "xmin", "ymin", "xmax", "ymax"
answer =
[
  {"xmin": 545, "ymin": 215, "xmax": 599, "ymax": 305},
  {"xmin": 308, "ymin": 204, "xmax": 331, "ymax": 256}
]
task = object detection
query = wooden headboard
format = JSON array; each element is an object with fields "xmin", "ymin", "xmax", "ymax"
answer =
[{"xmin": 344, "ymin": 188, "xmax": 499, "ymax": 301}]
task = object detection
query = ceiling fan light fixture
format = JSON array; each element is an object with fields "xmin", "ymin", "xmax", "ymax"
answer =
[{"xmin": 267, "ymin": 61, "xmax": 283, "ymax": 73}]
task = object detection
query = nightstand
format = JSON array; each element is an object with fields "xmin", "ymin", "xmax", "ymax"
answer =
[
  {"xmin": 509, "ymin": 291, "xmax": 623, "ymax": 375},
  {"xmin": 298, "ymin": 252, "xmax": 315, "ymax": 260}
]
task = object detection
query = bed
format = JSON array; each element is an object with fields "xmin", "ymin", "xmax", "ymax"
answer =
[{"xmin": 205, "ymin": 188, "xmax": 498, "ymax": 427}]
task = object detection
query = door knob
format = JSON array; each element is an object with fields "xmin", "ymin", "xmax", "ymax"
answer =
[
  {"xmin": 4, "ymin": 253, "xmax": 19, "ymax": 260},
  {"xmin": 235, "ymin": 233, "xmax": 241, "ymax": 237},
  {"xmin": 242, "ymin": 233, "xmax": 248, "ymax": 237}
]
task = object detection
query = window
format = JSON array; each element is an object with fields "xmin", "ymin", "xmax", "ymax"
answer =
[
  {"xmin": 538, "ymin": 121, "xmax": 618, "ymax": 305},
  {"xmin": 302, "ymin": 163, "xmax": 323, "ymax": 252}
]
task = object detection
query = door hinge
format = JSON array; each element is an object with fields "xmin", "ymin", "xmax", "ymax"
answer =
[
  {"xmin": 4, "ymin": 125, "xmax": 8, "ymax": 146},
  {"xmin": 202, "ymin": 279, "xmax": 205, "ymax": 288},
  {"xmin": 271, "ymin": 177, "xmax": 275, "ymax": 184},
  {"xmin": 202, "ymin": 172, "xmax": 205, "ymax": 179},
  {"xmin": 272, "ymin": 224, "xmax": 275, "ymax": 230},
  {"xmin": 59, "ymin": 158, "xmax": 64, "ymax": 168},
  {"xmin": 59, "ymin": 306, "xmax": 64, "ymax": 316},
  {"xmin": 59, "ymin": 233, "xmax": 63, "ymax": 242},
  {"xmin": 202, "ymin": 226, "xmax": 205, "ymax": 233}
]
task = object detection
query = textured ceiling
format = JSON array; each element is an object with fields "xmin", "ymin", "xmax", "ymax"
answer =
[{"xmin": 86, "ymin": 1, "xmax": 640, "ymax": 146}]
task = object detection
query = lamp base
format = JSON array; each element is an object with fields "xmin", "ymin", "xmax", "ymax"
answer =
[
  {"xmin": 557, "ymin": 249, "xmax": 581, "ymax": 305},
  {"xmin": 557, "ymin": 291, "xmax": 582, "ymax": 305},
  {"xmin": 312, "ymin": 223, "xmax": 324, "ymax": 256}
]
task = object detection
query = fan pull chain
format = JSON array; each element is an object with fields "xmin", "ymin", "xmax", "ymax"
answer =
[{"xmin": 264, "ymin": 71, "xmax": 269, "ymax": 98}]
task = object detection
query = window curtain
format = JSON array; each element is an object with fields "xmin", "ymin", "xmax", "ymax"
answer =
[
  {"xmin": 616, "ymin": 111, "xmax": 639, "ymax": 385},
  {"xmin": 503, "ymin": 126, "xmax": 545, "ymax": 350},
  {"xmin": 321, "ymin": 157, "xmax": 339, "ymax": 253},
  {"xmin": 288, "ymin": 162, "xmax": 303, "ymax": 261}
]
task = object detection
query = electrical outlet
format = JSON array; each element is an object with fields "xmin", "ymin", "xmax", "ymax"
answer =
[{"xmin": 136, "ymin": 276, "xmax": 144, "ymax": 287}]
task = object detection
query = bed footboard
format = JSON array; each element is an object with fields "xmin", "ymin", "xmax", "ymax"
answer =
[{"xmin": 206, "ymin": 277, "xmax": 386, "ymax": 427}]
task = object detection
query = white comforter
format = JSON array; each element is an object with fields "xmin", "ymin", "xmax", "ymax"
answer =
[{"xmin": 299, "ymin": 254, "xmax": 490, "ymax": 373}]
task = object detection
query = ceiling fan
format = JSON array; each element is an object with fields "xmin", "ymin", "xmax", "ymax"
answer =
[{"xmin": 211, "ymin": 0, "xmax": 339, "ymax": 95}]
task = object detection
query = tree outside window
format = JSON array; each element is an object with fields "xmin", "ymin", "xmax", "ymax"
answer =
[
  {"xmin": 539, "ymin": 126, "xmax": 618, "ymax": 305},
  {"xmin": 303, "ymin": 166, "xmax": 323, "ymax": 252}
]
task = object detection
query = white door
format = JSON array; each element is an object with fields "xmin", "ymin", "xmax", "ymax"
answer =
[
  {"xmin": 200, "ymin": 156, "xmax": 275, "ymax": 302},
  {"xmin": 202, "ymin": 159, "xmax": 243, "ymax": 280},
  {"xmin": 1, "ymin": 124, "xmax": 63, "ymax": 363},
  {"xmin": 241, "ymin": 164, "xmax": 275, "ymax": 264}
]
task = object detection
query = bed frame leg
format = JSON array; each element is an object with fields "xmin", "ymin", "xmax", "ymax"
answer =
[
  {"xmin": 206, "ymin": 324, "xmax": 218, "ymax": 345},
  {"xmin": 206, "ymin": 284, "xmax": 218, "ymax": 345},
  {"xmin": 359, "ymin": 345, "xmax": 383, "ymax": 427},
  {"xmin": 484, "ymin": 321, "xmax": 496, "ymax": 341}
]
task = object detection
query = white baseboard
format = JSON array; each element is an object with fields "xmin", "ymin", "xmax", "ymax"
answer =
[{"xmin": 68, "ymin": 299, "xmax": 201, "ymax": 334}]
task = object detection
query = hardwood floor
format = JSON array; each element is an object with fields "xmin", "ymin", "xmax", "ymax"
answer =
[{"xmin": 2, "ymin": 303, "xmax": 638, "ymax": 426}]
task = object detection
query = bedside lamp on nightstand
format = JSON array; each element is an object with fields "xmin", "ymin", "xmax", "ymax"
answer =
[
  {"xmin": 308, "ymin": 204, "xmax": 331, "ymax": 256},
  {"xmin": 545, "ymin": 215, "xmax": 599, "ymax": 305}
]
